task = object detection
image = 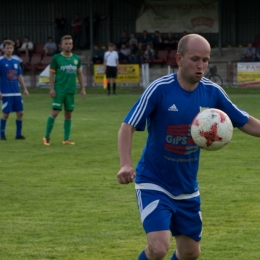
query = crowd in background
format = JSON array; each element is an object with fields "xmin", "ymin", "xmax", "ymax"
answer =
[{"xmin": 1, "ymin": 11, "xmax": 259, "ymax": 66}]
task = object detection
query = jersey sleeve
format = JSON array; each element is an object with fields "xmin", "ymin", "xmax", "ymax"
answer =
[
  {"xmin": 216, "ymin": 87, "xmax": 249, "ymax": 128},
  {"xmin": 123, "ymin": 82, "xmax": 159, "ymax": 131}
]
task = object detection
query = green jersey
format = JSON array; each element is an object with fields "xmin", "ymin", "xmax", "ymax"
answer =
[{"xmin": 50, "ymin": 53, "xmax": 81, "ymax": 93}]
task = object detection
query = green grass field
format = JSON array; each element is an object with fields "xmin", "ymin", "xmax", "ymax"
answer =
[{"xmin": 1, "ymin": 87, "xmax": 260, "ymax": 260}]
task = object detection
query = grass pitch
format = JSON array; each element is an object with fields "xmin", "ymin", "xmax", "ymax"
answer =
[{"xmin": 1, "ymin": 87, "xmax": 260, "ymax": 260}]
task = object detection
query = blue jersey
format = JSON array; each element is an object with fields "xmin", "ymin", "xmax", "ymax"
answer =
[
  {"xmin": 0, "ymin": 56, "xmax": 22, "ymax": 96},
  {"xmin": 124, "ymin": 73, "xmax": 249, "ymax": 196}
]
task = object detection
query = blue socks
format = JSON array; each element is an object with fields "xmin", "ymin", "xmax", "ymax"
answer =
[
  {"xmin": 1, "ymin": 119, "xmax": 6, "ymax": 137},
  {"xmin": 16, "ymin": 119, "xmax": 22, "ymax": 137},
  {"xmin": 138, "ymin": 250, "xmax": 149, "ymax": 260},
  {"xmin": 171, "ymin": 251, "xmax": 179, "ymax": 260}
]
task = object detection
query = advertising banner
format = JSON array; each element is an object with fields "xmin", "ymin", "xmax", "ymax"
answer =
[
  {"xmin": 136, "ymin": 0, "xmax": 219, "ymax": 33},
  {"xmin": 237, "ymin": 62, "xmax": 260, "ymax": 88},
  {"xmin": 94, "ymin": 64, "xmax": 140, "ymax": 85}
]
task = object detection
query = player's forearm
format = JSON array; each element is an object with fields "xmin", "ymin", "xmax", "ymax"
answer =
[
  {"xmin": 118, "ymin": 123, "xmax": 135, "ymax": 167},
  {"xmin": 18, "ymin": 75, "xmax": 27, "ymax": 90},
  {"xmin": 77, "ymin": 71, "xmax": 85, "ymax": 90},
  {"xmin": 239, "ymin": 116, "xmax": 260, "ymax": 137},
  {"xmin": 49, "ymin": 72, "xmax": 55, "ymax": 90}
]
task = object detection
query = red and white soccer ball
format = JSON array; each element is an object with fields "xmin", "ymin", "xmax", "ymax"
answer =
[{"xmin": 191, "ymin": 108, "xmax": 233, "ymax": 151}]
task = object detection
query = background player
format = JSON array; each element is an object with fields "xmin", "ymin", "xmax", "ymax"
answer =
[
  {"xmin": 0, "ymin": 40, "xmax": 29, "ymax": 140},
  {"xmin": 103, "ymin": 42, "xmax": 119, "ymax": 95},
  {"xmin": 117, "ymin": 34, "xmax": 260, "ymax": 260},
  {"xmin": 43, "ymin": 35, "xmax": 86, "ymax": 146}
]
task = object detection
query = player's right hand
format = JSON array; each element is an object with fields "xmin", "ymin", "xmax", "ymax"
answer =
[
  {"xmin": 50, "ymin": 89, "xmax": 56, "ymax": 98},
  {"xmin": 117, "ymin": 165, "xmax": 136, "ymax": 184}
]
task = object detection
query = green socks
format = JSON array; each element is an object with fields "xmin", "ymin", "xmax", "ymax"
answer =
[
  {"xmin": 64, "ymin": 119, "xmax": 71, "ymax": 141},
  {"xmin": 45, "ymin": 116, "xmax": 55, "ymax": 138},
  {"xmin": 45, "ymin": 117, "xmax": 71, "ymax": 140}
]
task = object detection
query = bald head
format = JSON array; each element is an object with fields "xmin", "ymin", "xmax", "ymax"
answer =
[{"xmin": 177, "ymin": 34, "xmax": 210, "ymax": 56}]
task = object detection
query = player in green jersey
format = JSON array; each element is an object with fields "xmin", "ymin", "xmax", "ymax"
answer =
[{"xmin": 43, "ymin": 35, "xmax": 86, "ymax": 145}]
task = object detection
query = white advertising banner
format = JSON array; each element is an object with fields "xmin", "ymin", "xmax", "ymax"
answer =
[{"xmin": 136, "ymin": 0, "xmax": 219, "ymax": 33}]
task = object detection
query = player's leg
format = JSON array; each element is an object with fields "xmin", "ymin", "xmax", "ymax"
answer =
[
  {"xmin": 106, "ymin": 66, "xmax": 111, "ymax": 95},
  {"xmin": 170, "ymin": 196, "xmax": 202, "ymax": 260},
  {"xmin": 1, "ymin": 96, "xmax": 13, "ymax": 140},
  {"xmin": 139, "ymin": 230, "xmax": 171, "ymax": 260},
  {"xmin": 1, "ymin": 112, "xmax": 9, "ymax": 140},
  {"xmin": 136, "ymin": 189, "xmax": 173, "ymax": 260},
  {"xmin": 15, "ymin": 110, "xmax": 25, "ymax": 139},
  {"xmin": 43, "ymin": 92, "xmax": 64, "ymax": 145},
  {"xmin": 112, "ymin": 67, "xmax": 117, "ymax": 95},
  {"xmin": 172, "ymin": 235, "xmax": 200, "ymax": 260},
  {"xmin": 63, "ymin": 93, "xmax": 75, "ymax": 144},
  {"xmin": 13, "ymin": 96, "xmax": 25, "ymax": 139}
]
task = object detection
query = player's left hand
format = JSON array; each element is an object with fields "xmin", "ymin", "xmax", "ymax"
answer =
[
  {"xmin": 24, "ymin": 89, "xmax": 29, "ymax": 98},
  {"xmin": 81, "ymin": 89, "xmax": 86, "ymax": 99}
]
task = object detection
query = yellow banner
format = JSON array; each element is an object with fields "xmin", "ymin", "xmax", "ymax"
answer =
[
  {"xmin": 94, "ymin": 64, "xmax": 140, "ymax": 84},
  {"xmin": 237, "ymin": 62, "xmax": 260, "ymax": 87}
]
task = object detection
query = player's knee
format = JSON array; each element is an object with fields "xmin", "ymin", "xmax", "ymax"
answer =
[
  {"xmin": 147, "ymin": 239, "xmax": 170, "ymax": 258},
  {"xmin": 178, "ymin": 247, "xmax": 201, "ymax": 260},
  {"xmin": 2, "ymin": 113, "xmax": 9, "ymax": 120},
  {"xmin": 17, "ymin": 111, "xmax": 23, "ymax": 119}
]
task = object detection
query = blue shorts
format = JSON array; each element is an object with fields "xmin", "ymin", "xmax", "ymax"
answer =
[
  {"xmin": 136, "ymin": 189, "xmax": 202, "ymax": 241},
  {"xmin": 2, "ymin": 96, "xmax": 23, "ymax": 113}
]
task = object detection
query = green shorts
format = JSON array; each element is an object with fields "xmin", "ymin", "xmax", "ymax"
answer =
[{"xmin": 52, "ymin": 92, "xmax": 75, "ymax": 111}]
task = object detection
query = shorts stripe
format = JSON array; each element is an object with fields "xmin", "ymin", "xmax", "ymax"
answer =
[
  {"xmin": 141, "ymin": 199, "xmax": 159, "ymax": 223},
  {"xmin": 135, "ymin": 183, "xmax": 200, "ymax": 200},
  {"xmin": 2, "ymin": 102, "xmax": 8, "ymax": 110}
]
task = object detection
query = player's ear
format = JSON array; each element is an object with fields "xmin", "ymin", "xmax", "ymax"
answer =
[{"xmin": 176, "ymin": 53, "xmax": 182, "ymax": 67}]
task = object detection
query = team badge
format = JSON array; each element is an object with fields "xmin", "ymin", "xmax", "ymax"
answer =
[
  {"xmin": 74, "ymin": 60, "xmax": 78, "ymax": 65},
  {"xmin": 14, "ymin": 64, "xmax": 18, "ymax": 69}
]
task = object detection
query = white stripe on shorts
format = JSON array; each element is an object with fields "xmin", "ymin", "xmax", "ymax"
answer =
[{"xmin": 135, "ymin": 183, "xmax": 200, "ymax": 200}]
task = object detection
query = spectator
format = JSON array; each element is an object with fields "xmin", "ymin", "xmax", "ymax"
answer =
[
  {"xmin": 19, "ymin": 36, "xmax": 34, "ymax": 60},
  {"xmin": 43, "ymin": 37, "xmax": 57, "ymax": 56},
  {"xmin": 152, "ymin": 30, "xmax": 164, "ymax": 57},
  {"xmin": 256, "ymin": 46, "xmax": 260, "ymax": 61},
  {"xmin": 85, "ymin": 12, "xmax": 107, "ymax": 48},
  {"xmin": 139, "ymin": 30, "xmax": 152, "ymax": 49},
  {"xmin": 71, "ymin": 13, "xmax": 83, "ymax": 49},
  {"xmin": 13, "ymin": 38, "xmax": 22, "ymax": 56},
  {"xmin": 136, "ymin": 42, "xmax": 145, "ymax": 63},
  {"xmin": 242, "ymin": 42, "xmax": 257, "ymax": 61},
  {"xmin": 163, "ymin": 32, "xmax": 178, "ymax": 50},
  {"xmin": 119, "ymin": 43, "xmax": 131, "ymax": 63},
  {"xmin": 117, "ymin": 31, "xmax": 130, "ymax": 49},
  {"xmin": 92, "ymin": 44, "xmax": 104, "ymax": 64},
  {"xmin": 143, "ymin": 44, "xmax": 154, "ymax": 63},
  {"xmin": 129, "ymin": 33, "xmax": 138, "ymax": 48},
  {"xmin": 54, "ymin": 12, "xmax": 67, "ymax": 45},
  {"xmin": 128, "ymin": 44, "xmax": 138, "ymax": 64}
]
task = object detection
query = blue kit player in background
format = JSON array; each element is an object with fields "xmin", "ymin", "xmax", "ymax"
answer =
[
  {"xmin": 117, "ymin": 34, "xmax": 260, "ymax": 260},
  {"xmin": 0, "ymin": 40, "xmax": 29, "ymax": 140}
]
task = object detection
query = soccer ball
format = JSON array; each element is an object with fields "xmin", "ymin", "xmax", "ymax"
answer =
[{"xmin": 191, "ymin": 108, "xmax": 233, "ymax": 151}]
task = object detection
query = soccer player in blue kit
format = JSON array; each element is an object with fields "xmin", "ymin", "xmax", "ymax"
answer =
[
  {"xmin": 0, "ymin": 40, "xmax": 29, "ymax": 140},
  {"xmin": 117, "ymin": 34, "xmax": 260, "ymax": 260}
]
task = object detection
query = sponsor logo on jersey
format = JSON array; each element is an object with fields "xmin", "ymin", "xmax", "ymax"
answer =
[
  {"xmin": 7, "ymin": 70, "xmax": 18, "ymax": 81},
  {"xmin": 164, "ymin": 124, "xmax": 198, "ymax": 155},
  {"xmin": 168, "ymin": 104, "xmax": 178, "ymax": 111},
  {"xmin": 60, "ymin": 64, "xmax": 77, "ymax": 74}
]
